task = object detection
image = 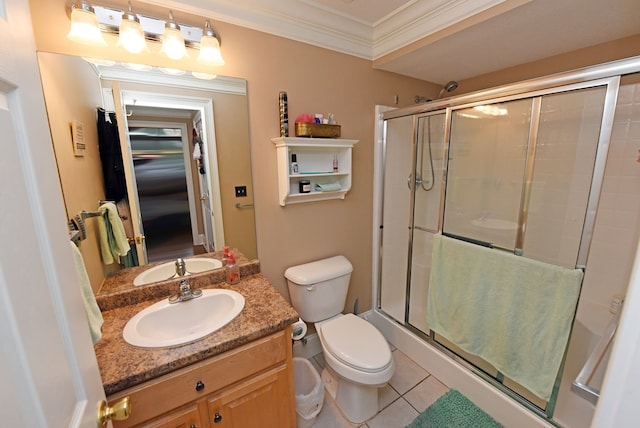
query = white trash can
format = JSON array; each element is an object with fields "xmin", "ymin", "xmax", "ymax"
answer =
[{"xmin": 293, "ymin": 357, "xmax": 324, "ymax": 428}]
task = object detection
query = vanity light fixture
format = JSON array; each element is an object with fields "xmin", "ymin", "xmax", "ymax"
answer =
[
  {"xmin": 117, "ymin": 1, "xmax": 147, "ymax": 54},
  {"xmin": 67, "ymin": 3, "xmax": 227, "ymax": 68},
  {"xmin": 197, "ymin": 21, "xmax": 225, "ymax": 67},
  {"xmin": 67, "ymin": 1, "xmax": 107, "ymax": 47},
  {"xmin": 161, "ymin": 11, "xmax": 187, "ymax": 60}
]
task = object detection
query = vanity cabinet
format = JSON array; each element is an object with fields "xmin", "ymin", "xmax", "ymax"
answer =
[
  {"xmin": 272, "ymin": 137, "xmax": 358, "ymax": 206},
  {"xmin": 108, "ymin": 327, "xmax": 295, "ymax": 428}
]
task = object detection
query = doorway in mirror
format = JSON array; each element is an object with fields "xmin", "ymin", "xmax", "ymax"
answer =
[{"xmin": 129, "ymin": 123, "xmax": 203, "ymax": 262}]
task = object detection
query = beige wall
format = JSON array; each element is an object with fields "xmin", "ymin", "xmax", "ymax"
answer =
[
  {"xmin": 29, "ymin": 0, "xmax": 437, "ymax": 312},
  {"xmin": 459, "ymin": 34, "xmax": 640, "ymax": 94},
  {"xmin": 37, "ymin": 53, "xmax": 106, "ymax": 293}
]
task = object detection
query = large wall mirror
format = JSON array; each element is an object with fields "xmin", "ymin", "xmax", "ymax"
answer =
[{"xmin": 37, "ymin": 52, "xmax": 256, "ymax": 291}]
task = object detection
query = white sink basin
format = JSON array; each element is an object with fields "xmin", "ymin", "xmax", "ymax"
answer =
[
  {"xmin": 133, "ymin": 258, "xmax": 223, "ymax": 286},
  {"xmin": 123, "ymin": 289, "xmax": 245, "ymax": 348}
]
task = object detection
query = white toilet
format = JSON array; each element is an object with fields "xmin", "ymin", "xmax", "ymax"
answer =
[{"xmin": 285, "ymin": 255, "xmax": 394, "ymax": 423}]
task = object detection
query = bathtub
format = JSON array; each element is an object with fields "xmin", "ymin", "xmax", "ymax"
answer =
[{"xmin": 368, "ymin": 299, "xmax": 615, "ymax": 428}]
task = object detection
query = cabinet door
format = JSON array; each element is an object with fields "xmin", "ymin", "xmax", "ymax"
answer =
[
  {"xmin": 142, "ymin": 404, "xmax": 204, "ymax": 428},
  {"xmin": 208, "ymin": 366, "xmax": 294, "ymax": 428}
]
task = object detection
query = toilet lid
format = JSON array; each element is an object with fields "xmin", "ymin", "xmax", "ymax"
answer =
[{"xmin": 321, "ymin": 314, "xmax": 392, "ymax": 373}]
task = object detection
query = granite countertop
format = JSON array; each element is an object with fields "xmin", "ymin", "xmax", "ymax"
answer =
[{"xmin": 95, "ymin": 273, "xmax": 299, "ymax": 396}]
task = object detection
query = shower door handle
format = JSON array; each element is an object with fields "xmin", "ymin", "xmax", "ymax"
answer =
[{"xmin": 408, "ymin": 173, "xmax": 422, "ymax": 190}]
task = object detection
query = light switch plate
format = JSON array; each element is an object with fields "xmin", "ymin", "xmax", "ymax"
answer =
[{"xmin": 235, "ymin": 186, "xmax": 247, "ymax": 197}]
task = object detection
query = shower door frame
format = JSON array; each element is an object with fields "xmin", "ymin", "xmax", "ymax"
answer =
[{"xmin": 375, "ymin": 57, "xmax": 639, "ymax": 420}]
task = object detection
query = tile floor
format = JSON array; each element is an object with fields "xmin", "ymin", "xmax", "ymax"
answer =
[{"xmin": 306, "ymin": 343, "xmax": 450, "ymax": 428}]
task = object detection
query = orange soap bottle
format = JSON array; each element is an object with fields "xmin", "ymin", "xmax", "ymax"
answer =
[{"xmin": 225, "ymin": 252, "xmax": 240, "ymax": 284}]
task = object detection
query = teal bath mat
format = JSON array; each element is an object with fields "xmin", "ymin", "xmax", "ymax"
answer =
[{"xmin": 406, "ymin": 389, "xmax": 503, "ymax": 428}]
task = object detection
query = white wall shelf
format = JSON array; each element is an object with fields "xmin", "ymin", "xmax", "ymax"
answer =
[{"xmin": 271, "ymin": 137, "xmax": 359, "ymax": 206}]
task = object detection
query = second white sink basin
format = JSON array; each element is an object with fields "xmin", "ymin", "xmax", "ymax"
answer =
[
  {"xmin": 133, "ymin": 257, "xmax": 223, "ymax": 286},
  {"xmin": 123, "ymin": 289, "xmax": 245, "ymax": 348}
]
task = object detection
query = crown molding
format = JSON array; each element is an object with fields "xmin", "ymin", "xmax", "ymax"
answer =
[
  {"xmin": 140, "ymin": 0, "xmax": 507, "ymax": 61},
  {"xmin": 372, "ymin": 0, "xmax": 509, "ymax": 59}
]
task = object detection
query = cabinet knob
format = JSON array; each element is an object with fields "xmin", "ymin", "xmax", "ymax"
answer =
[
  {"xmin": 195, "ymin": 380, "xmax": 205, "ymax": 392},
  {"xmin": 213, "ymin": 412, "xmax": 223, "ymax": 423},
  {"xmin": 190, "ymin": 425, "xmax": 196, "ymax": 428}
]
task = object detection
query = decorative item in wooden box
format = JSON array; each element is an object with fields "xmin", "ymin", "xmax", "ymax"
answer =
[{"xmin": 294, "ymin": 122, "xmax": 341, "ymax": 138}]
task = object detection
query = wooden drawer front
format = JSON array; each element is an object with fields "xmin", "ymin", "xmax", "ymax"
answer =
[
  {"xmin": 141, "ymin": 403, "xmax": 202, "ymax": 428},
  {"xmin": 111, "ymin": 330, "xmax": 287, "ymax": 427}
]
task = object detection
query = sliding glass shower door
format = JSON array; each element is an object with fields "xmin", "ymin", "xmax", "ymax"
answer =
[
  {"xmin": 379, "ymin": 80, "xmax": 614, "ymax": 414},
  {"xmin": 443, "ymin": 87, "xmax": 606, "ymax": 267}
]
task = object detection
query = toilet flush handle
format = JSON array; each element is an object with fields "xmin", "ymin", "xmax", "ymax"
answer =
[{"xmin": 306, "ymin": 285, "xmax": 315, "ymax": 291}]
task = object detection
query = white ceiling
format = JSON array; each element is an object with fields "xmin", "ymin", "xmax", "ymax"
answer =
[{"xmin": 156, "ymin": 0, "xmax": 640, "ymax": 85}]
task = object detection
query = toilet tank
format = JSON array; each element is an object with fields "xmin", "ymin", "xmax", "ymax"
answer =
[{"xmin": 285, "ymin": 255, "xmax": 353, "ymax": 322}]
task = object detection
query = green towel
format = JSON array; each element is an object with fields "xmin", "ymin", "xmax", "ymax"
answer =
[
  {"xmin": 427, "ymin": 234, "xmax": 582, "ymax": 402},
  {"xmin": 407, "ymin": 389, "xmax": 502, "ymax": 428},
  {"xmin": 98, "ymin": 202, "xmax": 130, "ymax": 265},
  {"xmin": 313, "ymin": 182, "xmax": 342, "ymax": 192},
  {"xmin": 70, "ymin": 241, "xmax": 103, "ymax": 344}
]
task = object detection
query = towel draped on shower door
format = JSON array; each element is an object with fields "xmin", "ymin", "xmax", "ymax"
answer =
[{"xmin": 427, "ymin": 234, "xmax": 582, "ymax": 402}]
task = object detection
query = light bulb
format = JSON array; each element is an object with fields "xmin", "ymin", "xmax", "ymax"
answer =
[
  {"xmin": 192, "ymin": 71, "xmax": 217, "ymax": 80},
  {"xmin": 122, "ymin": 62, "xmax": 152, "ymax": 71},
  {"xmin": 159, "ymin": 67, "xmax": 186, "ymax": 76},
  {"xmin": 197, "ymin": 21, "xmax": 225, "ymax": 67},
  {"xmin": 161, "ymin": 12, "xmax": 186, "ymax": 60},
  {"xmin": 67, "ymin": 3, "xmax": 107, "ymax": 47},
  {"xmin": 118, "ymin": 4, "xmax": 147, "ymax": 54}
]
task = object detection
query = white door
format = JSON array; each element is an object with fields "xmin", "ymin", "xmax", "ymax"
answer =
[
  {"xmin": 194, "ymin": 112, "xmax": 216, "ymax": 251},
  {"xmin": 200, "ymin": 176, "xmax": 215, "ymax": 251},
  {"xmin": 0, "ymin": 0, "xmax": 106, "ymax": 427},
  {"xmin": 127, "ymin": 120, "xmax": 201, "ymax": 261},
  {"xmin": 112, "ymin": 83, "xmax": 148, "ymax": 264}
]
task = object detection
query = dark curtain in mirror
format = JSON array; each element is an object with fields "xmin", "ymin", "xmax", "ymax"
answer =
[
  {"xmin": 97, "ymin": 107, "xmax": 139, "ymax": 268},
  {"xmin": 97, "ymin": 107, "xmax": 127, "ymax": 202}
]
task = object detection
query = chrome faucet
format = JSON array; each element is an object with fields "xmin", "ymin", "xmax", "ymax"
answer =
[
  {"xmin": 166, "ymin": 258, "xmax": 189, "ymax": 281},
  {"xmin": 175, "ymin": 258, "xmax": 187, "ymax": 276},
  {"xmin": 168, "ymin": 279, "xmax": 203, "ymax": 303}
]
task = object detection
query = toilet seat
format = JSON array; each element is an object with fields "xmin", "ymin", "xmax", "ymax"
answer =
[{"xmin": 320, "ymin": 314, "xmax": 392, "ymax": 373}]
